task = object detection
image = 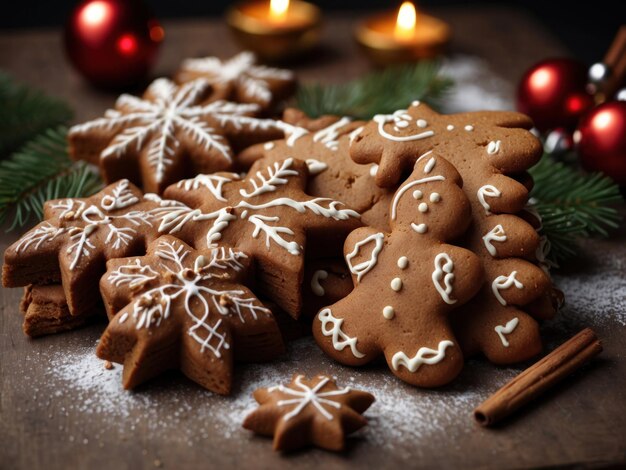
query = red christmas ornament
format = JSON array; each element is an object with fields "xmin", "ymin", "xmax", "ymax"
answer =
[
  {"xmin": 64, "ymin": 0, "xmax": 164, "ymax": 89},
  {"xmin": 517, "ymin": 58, "xmax": 594, "ymax": 133},
  {"xmin": 576, "ymin": 101, "xmax": 626, "ymax": 186}
]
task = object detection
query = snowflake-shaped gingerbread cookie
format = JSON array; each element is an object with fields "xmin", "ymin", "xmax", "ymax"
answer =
[
  {"xmin": 176, "ymin": 51, "xmax": 296, "ymax": 109},
  {"xmin": 243, "ymin": 374, "xmax": 375, "ymax": 452},
  {"xmin": 69, "ymin": 78, "xmax": 291, "ymax": 194},
  {"xmin": 97, "ymin": 235, "xmax": 284, "ymax": 394}
]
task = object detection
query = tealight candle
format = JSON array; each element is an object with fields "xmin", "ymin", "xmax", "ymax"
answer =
[
  {"xmin": 226, "ymin": 0, "xmax": 321, "ymax": 61},
  {"xmin": 355, "ymin": 2, "xmax": 450, "ymax": 66}
]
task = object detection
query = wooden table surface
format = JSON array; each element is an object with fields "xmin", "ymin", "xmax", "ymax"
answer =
[{"xmin": 1, "ymin": 7, "xmax": 625, "ymax": 470}]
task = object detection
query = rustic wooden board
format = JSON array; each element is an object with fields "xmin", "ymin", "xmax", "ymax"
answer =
[{"xmin": 1, "ymin": 7, "xmax": 625, "ymax": 469}]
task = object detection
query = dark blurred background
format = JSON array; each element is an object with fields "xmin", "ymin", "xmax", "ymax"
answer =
[{"xmin": 1, "ymin": 1, "xmax": 624, "ymax": 64}]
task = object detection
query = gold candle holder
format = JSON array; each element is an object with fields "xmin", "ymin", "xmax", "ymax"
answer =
[
  {"xmin": 226, "ymin": 0, "xmax": 322, "ymax": 62},
  {"xmin": 355, "ymin": 2, "xmax": 450, "ymax": 67}
]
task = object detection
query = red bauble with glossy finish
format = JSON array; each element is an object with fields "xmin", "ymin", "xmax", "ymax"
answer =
[
  {"xmin": 577, "ymin": 101, "xmax": 626, "ymax": 186},
  {"xmin": 64, "ymin": 0, "xmax": 164, "ymax": 89},
  {"xmin": 517, "ymin": 58, "xmax": 594, "ymax": 132}
]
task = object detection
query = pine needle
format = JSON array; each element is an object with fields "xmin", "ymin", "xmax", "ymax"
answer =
[
  {"xmin": 0, "ymin": 73, "xmax": 73, "ymax": 158},
  {"xmin": 296, "ymin": 61, "xmax": 453, "ymax": 119},
  {"xmin": 0, "ymin": 126, "xmax": 103, "ymax": 230},
  {"xmin": 529, "ymin": 154, "xmax": 623, "ymax": 262}
]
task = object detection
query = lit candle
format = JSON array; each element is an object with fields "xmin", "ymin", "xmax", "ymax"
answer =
[
  {"xmin": 355, "ymin": 2, "xmax": 450, "ymax": 66},
  {"xmin": 226, "ymin": 0, "xmax": 321, "ymax": 61}
]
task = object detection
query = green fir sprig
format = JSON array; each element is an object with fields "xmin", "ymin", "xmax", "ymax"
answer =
[
  {"xmin": 296, "ymin": 61, "xmax": 453, "ymax": 119},
  {"xmin": 0, "ymin": 127, "xmax": 103, "ymax": 230},
  {"xmin": 529, "ymin": 154, "xmax": 623, "ymax": 262},
  {"xmin": 0, "ymin": 73, "xmax": 73, "ymax": 158}
]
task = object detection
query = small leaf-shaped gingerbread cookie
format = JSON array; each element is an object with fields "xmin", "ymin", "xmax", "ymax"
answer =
[
  {"xmin": 243, "ymin": 374, "xmax": 374, "ymax": 452},
  {"xmin": 313, "ymin": 155, "xmax": 483, "ymax": 387}
]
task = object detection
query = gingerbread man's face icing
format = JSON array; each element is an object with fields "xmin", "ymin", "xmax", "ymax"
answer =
[{"xmin": 390, "ymin": 154, "xmax": 470, "ymax": 241}]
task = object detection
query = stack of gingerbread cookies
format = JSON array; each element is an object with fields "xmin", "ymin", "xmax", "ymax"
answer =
[{"xmin": 2, "ymin": 51, "xmax": 562, "ymax": 451}]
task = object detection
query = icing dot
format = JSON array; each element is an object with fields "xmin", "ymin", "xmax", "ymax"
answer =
[
  {"xmin": 447, "ymin": 125, "xmax": 454, "ymax": 131},
  {"xmin": 396, "ymin": 120, "xmax": 409, "ymax": 128},
  {"xmin": 418, "ymin": 203, "xmax": 428, "ymax": 213},
  {"xmin": 240, "ymin": 210, "xmax": 248, "ymax": 219},
  {"xmin": 369, "ymin": 164, "xmax": 379, "ymax": 177},
  {"xmin": 412, "ymin": 223, "xmax": 428, "ymax": 233},
  {"xmin": 412, "ymin": 100, "xmax": 421, "ymax": 107},
  {"xmin": 412, "ymin": 190, "xmax": 423, "ymax": 199},
  {"xmin": 416, "ymin": 119, "xmax": 428, "ymax": 128},
  {"xmin": 383, "ymin": 306, "xmax": 395, "ymax": 319},
  {"xmin": 465, "ymin": 125, "xmax": 474, "ymax": 131},
  {"xmin": 264, "ymin": 142, "xmax": 275, "ymax": 150},
  {"xmin": 397, "ymin": 256, "xmax": 409, "ymax": 269},
  {"xmin": 430, "ymin": 193, "xmax": 441, "ymax": 202},
  {"xmin": 390, "ymin": 277, "xmax": 403, "ymax": 292}
]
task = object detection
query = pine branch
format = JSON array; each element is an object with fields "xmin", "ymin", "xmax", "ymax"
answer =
[
  {"xmin": 295, "ymin": 61, "xmax": 453, "ymax": 120},
  {"xmin": 0, "ymin": 126, "xmax": 103, "ymax": 230},
  {"xmin": 529, "ymin": 154, "xmax": 623, "ymax": 262},
  {"xmin": 0, "ymin": 73, "xmax": 73, "ymax": 158}
]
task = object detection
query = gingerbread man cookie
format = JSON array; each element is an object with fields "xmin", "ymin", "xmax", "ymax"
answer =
[
  {"xmin": 97, "ymin": 235, "xmax": 284, "ymax": 394},
  {"xmin": 243, "ymin": 374, "xmax": 374, "ymax": 452},
  {"xmin": 157, "ymin": 157, "xmax": 361, "ymax": 319},
  {"xmin": 350, "ymin": 102, "xmax": 559, "ymax": 363},
  {"xmin": 175, "ymin": 51, "xmax": 296, "ymax": 111},
  {"xmin": 69, "ymin": 78, "xmax": 292, "ymax": 194},
  {"xmin": 313, "ymin": 156, "xmax": 483, "ymax": 387}
]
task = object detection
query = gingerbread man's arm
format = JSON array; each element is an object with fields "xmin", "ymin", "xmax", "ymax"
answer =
[{"xmin": 343, "ymin": 226, "xmax": 387, "ymax": 285}]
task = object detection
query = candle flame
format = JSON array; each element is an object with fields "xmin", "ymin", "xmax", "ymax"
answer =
[
  {"xmin": 270, "ymin": 0, "xmax": 289, "ymax": 22},
  {"xmin": 395, "ymin": 2, "xmax": 417, "ymax": 41}
]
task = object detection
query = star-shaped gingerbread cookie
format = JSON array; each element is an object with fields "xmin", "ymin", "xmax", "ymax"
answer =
[
  {"xmin": 175, "ymin": 51, "xmax": 296, "ymax": 110},
  {"xmin": 69, "ymin": 78, "xmax": 291, "ymax": 194},
  {"xmin": 243, "ymin": 374, "xmax": 374, "ymax": 452},
  {"xmin": 97, "ymin": 235, "xmax": 284, "ymax": 394},
  {"xmin": 3, "ymin": 180, "xmax": 159, "ymax": 316},
  {"xmin": 158, "ymin": 157, "xmax": 361, "ymax": 318}
]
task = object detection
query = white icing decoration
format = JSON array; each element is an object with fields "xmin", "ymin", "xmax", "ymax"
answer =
[
  {"xmin": 268, "ymin": 375, "xmax": 350, "ymax": 421},
  {"xmin": 418, "ymin": 203, "xmax": 428, "ymax": 213},
  {"xmin": 413, "ymin": 190, "xmax": 423, "ymax": 199},
  {"xmin": 477, "ymin": 185, "xmax": 502, "ymax": 214},
  {"xmin": 391, "ymin": 340, "xmax": 454, "ymax": 372},
  {"xmin": 432, "ymin": 253, "xmax": 456, "ymax": 304},
  {"xmin": 411, "ymin": 100, "xmax": 420, "ymax": 107},
  {"xmin": 446, "ymin": 125, "xmax": 454, "ymax": 131},
  {"xmin": 416, "ymin": 119, "xmax": 428, "ymax": 128},
  {"xmin": 464, "ymin": 125, "xmax": 474, "ymax": 131},
  {"xmin": 311, "ymin": 270, "xmax": 328, "ymax": 296},
  {"xmin": 349, "ymin": 126, "xmax": 364, "ymax": 144},
  {"xmin": 423, "ymin": 157, "xmax": 436, "ymax": 174},
  {"xmin": 318, "ymin": 308, "xmax": 365, "ymax": 358},
  {"xmin": 264, "ymin": 142, "xmax": 275, "ymax": 150},
  {"xmin": 391, "ymin": 175, "xmax": 445, "ymax": 220},
  {"xmin": 176, "ymin": 173, "xmax": 239, "ymax": 202},
  {"xmin": 492, "ymin": 271, "xmax": 524, "ymax": 306},
  {"xmin": 373, "ymin": 110, "xmax": 435, "ymax": 142},
  {"xmin": 397, "ymin": 256, "xmax": 409, "ymax": 269},
  {"xmin": 411, "ymin": 223, "xmax": 428, "ymax": 234},
  {"xmin": 487, "ymin": 140, "xmax": 501, "ymax": 155},
  {"xmin": 169, "ymin": 158, "xmax": 359, "ymax": 256},
  {"xmin": 390, "ymin": 278, "xmax": 402, "ymax": 292},
  {"xmin": 179, "ymin": 51, "xmax": 293, "ymax": 105},
  {"xmin": 482, "ymin": 224, "xmax": 507, "ymax": 256},
  {"xmin": 382, "ymin": 306, "xmax": 395, "ymax": 319},
  {"xmin": 114, "ymin": 239, "xmax": 267, "ymax": 358},
  {"xmin": 495, "ymin": 317, "xmax": 519, "ymax": 347},
  {"xmin": 305, "ymin": 159, "xmax": 328, "ymax": 175},
  {"xmin": 313, "ymin": 117, "xmax": 352, "ymax": 151},
  {"xmin": 345, "ymin": 232, "xmax": 385, "ymax": 283},
  {"xmin": 369, "ymin": 164, "xmax": 379, "ymax": 177},
  {"xmin": 430, "ymin": 193, "xmax": 441, "ymax": 202}
]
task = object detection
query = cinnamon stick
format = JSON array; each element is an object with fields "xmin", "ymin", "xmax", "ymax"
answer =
[
  {"xmin": 600, "ymin": 25, "xmax": 626, "ymax": 100},
  {"xmin": 474, "ymin": 328, "xmax": 602, "ymax": 427}
]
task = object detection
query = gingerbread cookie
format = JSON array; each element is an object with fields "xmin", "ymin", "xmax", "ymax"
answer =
[
  {"xmin": 3, "ymin": 180, "xmax": 161, "ymax": 317},
  {"xmin": 243, "ymin": 374, "xmax": 374, "ymax": 452},
  {"xmin": 313, "ymin": 156, "xmax": 483, "ymax": 387},
  {"xmin": 302, "ymin": 258, "xmax": 353, "ymax": 320},
  {"xmin": 239, "ymin": 109, "xmax": 394, "ymax": 230},
  {"xmin": 350, "ymin": 102, "xmax": 558, "ymax": 364},
  {"xmin": 159, "ymin": 157, "xmax": 361, "ymax": 318},
  {"xmin": 176, "ymin": 51, "xmax": 296, "ymax": 111},
  {"xmin": 68, "ymin": 78, "xmax": 292, "ymax": 194},
  {"xmin": 96, "ymin": 235, "xmax": 284, "ymax": 394},
  {"xmin": 20, "ymin": 285, "xmax": 102, "ymax": 337}
]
